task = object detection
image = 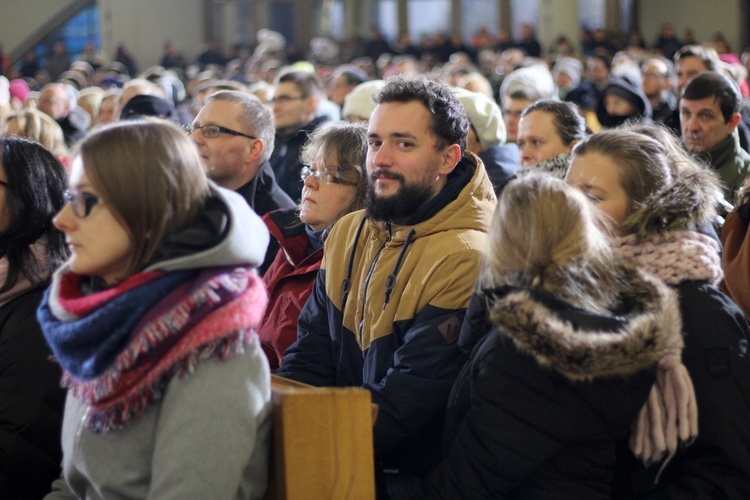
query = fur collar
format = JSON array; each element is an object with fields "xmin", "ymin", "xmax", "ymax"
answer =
[
  {"xmin": 488, "ymin": 268, "xmax": 683, "ymax": 381},
  {"xmin": 624, "ymin": 158, "xmax": 720, "ymax": 238}
]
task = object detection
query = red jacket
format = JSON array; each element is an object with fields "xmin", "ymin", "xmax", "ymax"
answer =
[{"xmin": 260, "ymin": 209, "xmax": 323, "ymax": 370}]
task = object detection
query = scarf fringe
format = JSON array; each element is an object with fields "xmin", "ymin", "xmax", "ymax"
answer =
[
  {"xmin": 72, "ymin": 329, "xmax": 256, "ymax": 433},
  {"xmin": 60, "ymin": 268, "xmax": 266, "ymax": 433}
]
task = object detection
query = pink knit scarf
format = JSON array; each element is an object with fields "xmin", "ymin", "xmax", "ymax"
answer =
[
  {"xmin": 613, "ymin": 230, "xmax": 723, "ymax": 287},
  {"xmin": 614, "ymin": 230, "xmax": 708, "ymax": 478}
]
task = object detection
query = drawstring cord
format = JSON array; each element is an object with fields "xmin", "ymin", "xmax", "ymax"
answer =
[
  {"xmin": 383, "ymin": 229, "xmax": 416, "ymax": 309},
  {"xmin": 340, "ymin": 216, "xmax": 368, "ymax": 311}
]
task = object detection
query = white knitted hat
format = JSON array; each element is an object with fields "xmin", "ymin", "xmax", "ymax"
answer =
[
  {"xmin": 552, "ymin": 57, "xmax": 583, "ymax": 87},
  {"xmin": 453, "ymin": 87, "xmax": 507, "ymax": 149},
  {"xmin": 342, "ymin": 79, "xmax": 385, "ymax": 121},
  {"xmin": 500, "ymin": 65, "xmax": 556, "ymax": 101}
]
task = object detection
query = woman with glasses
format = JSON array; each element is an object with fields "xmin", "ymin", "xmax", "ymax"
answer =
[
  {"xmin": 260, "ymin": 121, "xmax": 368, "ymax": 371},
  {"xmin": 0, "ymin": 136, "xmax": 68, "ymax": 499},
  {"xmin": 39, "ymin": 119, "xmax": 273, "ymax": 498}
]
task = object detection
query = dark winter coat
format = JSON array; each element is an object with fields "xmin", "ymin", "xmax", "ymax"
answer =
[
  {"xmin": 235, "ymin": 160, "xmax": 295, "ymax": 275},
  {"xmin": 421, "ymin": 267, "xmax": 683, "ymax": 500},
  {"xmin": 0, "ymin": 286, "xmax": 65, "ymax": 499},
  {"xmin": 610, "ymin": 147, "xmax": 750, "ymax": 499},
  {"xmin": 269, "ymin": 116, "xmax": 330, "ymax": 202},
  {"xmin": 478, "ymin": 143, "xmax": 521, "ymax": 196}
]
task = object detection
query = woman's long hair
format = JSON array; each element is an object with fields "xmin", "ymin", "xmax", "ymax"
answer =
[{"xmin": 0, "ymin": 136, "xmax": 68, "ymax": 292}]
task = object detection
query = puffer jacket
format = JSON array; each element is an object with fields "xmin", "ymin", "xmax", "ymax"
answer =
[
  {"xmin": 422, "ymin": 266, "xmax": 683, "ymax": 499},
  {"xmin": 277, "ymin": 153, "xmax": 496, "ymax": 476},
  {"xmin": 260, "ymin": 209, "xmax": 323, "ymax": 371}
]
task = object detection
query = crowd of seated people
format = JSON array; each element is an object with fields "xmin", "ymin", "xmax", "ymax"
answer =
[{"xmin": 2, "ymin": 21, "xmax": 750, "ymax": 499}]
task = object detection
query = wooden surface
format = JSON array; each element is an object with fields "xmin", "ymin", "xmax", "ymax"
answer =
[{"xmin": 266, "ymin": 375, "xmax": 376, "ymax": 499}]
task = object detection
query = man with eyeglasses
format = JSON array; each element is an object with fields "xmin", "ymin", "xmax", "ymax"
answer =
[
  {"xmin": 641, "ymin": 57, "xmax": 676, "ymax": 124},
  {"xmin": 269, "ymin": 68, "xmax": 330, "ymax": 202},
  {"xmin": 189, "ymin": 90, "xmax": 293, "ymax": 273}
]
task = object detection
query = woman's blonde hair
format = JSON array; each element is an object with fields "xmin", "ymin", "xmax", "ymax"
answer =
[
  {"xmin": 5, "ymin": 108, "xmax": 68, "ymax": 158},
  {"xmin": 77, "ymin": 119, "xmax": 210, "ymax": 280},
  {"xmin": 483, "ymin": 173, "xmax": 619, "ymax": 312}
]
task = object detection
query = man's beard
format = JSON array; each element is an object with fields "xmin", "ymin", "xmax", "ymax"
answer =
[{"xmin": 365, "ymin": 169, "xmax": 434, "ymax": 223}]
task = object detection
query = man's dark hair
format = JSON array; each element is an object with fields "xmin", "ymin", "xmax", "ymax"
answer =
[
  {"xmin": 588, "ymin": 53, "xmax": 612, "ymax": 72},
  {"xmin": 0, "ymin": 136, "xmax": 68, "ymax": 293},
  {"xmin": 682, "ymin": 71, "xmax": 740, "ymax": 123},
  {"xmin": 674, "ymin": 45, "xmax": 720, "ymax": 72},
  {"xmin": 333, "ymin": 66, "xmax": 368, "ymax": 87},
  {"xmin": 521, "ymin": 99, "xmax": 586, "ymax": 145},
  {"xmin": 373, "ymin": 75, "xmax": 469, "ymax": 153},
  {"xmin": 275, "ymin": 69, "xmax": 324, "ymax": 99}
]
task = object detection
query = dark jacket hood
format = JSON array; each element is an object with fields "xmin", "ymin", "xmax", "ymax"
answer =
[{"xmin": 596, "ymin": 76, "xmax": 652, "ymax": 129}]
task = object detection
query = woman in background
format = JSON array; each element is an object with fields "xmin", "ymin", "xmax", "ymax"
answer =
[
  {"xmin": 41, "ymin": 119, "xmax": 272, "ymax": 499},
  {"xmin": 0, "ymin": 136, "xmax": 68, "ymax": 499},
  {"xmin": 3, "ymin": 108, "xmax": 72, "ymax": 168},
  {"xmin": 567, "ymin": 128, "xmax": 750, "ymax": 498},
  {"xmin": 261, "ymin": 121, "xmax": 367, "ymax": 370}
]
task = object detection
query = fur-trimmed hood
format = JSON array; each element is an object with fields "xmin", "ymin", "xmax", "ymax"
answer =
[
  {"xmin": 487, "ymin": 267, "xmax": 683, "ymax": 381},
  {"xmin": 623, "ymin": 157, "xmax": 721, "ymax": 238}
]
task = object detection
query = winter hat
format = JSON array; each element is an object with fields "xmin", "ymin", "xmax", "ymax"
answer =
[
  {"xmin": 120, "ymin": 94, "xmax": 178, "ymax": 123},
  {"xmin": 257, "ymin": 29, "xmax": 286, "ymax": 53},
  {"xmin": 552, "ymin": 57, "xmax": 583, "ymax": 88},
  {"xmin": 342, "ymin": 79, "xmax": 385, "ymax": 121},
  {"xmin": 453, "ymin": 87, "xmax": 506, "ymax": 149},
  {"xmin": 8, "ymin": 79, "xmax": 30, "ymax": 104},
  {"xmin": 500, "ymin": 65, "xmax": 556, "ymax": 101}
]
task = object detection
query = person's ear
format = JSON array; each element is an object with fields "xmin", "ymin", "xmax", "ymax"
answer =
[{"xmin": 438, "ymin": 144, "xmax": 462, "ymax": 176}]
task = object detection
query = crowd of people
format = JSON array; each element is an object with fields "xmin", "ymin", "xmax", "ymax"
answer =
[{"xmin": 1, "ymin": 19, "xmax": 750, "ymax": 499}]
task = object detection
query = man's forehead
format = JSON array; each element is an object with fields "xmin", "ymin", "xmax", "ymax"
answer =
[
  {"xmin": 368, "ymin": 101, "xmax": 430, "ymax": 132},
  {"xmin": 275, "ymin": 81, "xmax": 302, "ymax": 95},
  {"xmin": 678, "ymin": 56, "xmax": 708, "ymax": 72},
  {"xmin": 681, "ymin": 96, "xmax": 720, "ymax": 112}
]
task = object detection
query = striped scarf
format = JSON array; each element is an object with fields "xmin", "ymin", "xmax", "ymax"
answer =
[{"xmin": 39, "ymin": 265, "xmax": 267, "ymax": 433}]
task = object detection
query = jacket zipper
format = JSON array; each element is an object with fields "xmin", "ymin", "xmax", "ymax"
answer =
[{"xmin": 358, "ymin": 222, "xmax": 391, "ymax": 344}]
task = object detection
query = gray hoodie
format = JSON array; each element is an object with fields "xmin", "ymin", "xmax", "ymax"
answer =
[{"xmin": 45, "ymin": 185, "xmax": 272, "ymax": 500}]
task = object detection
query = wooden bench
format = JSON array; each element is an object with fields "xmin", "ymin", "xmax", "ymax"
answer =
[{"xmin": 266, "ymin": 375, "xmax": 376, "ymax": 499}]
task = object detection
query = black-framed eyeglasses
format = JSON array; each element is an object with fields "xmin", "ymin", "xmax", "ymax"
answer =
[
  {"xmin": 0, "ymin": 180, "xmax": 7, "ymax": 188},
  {"xmin": 184, "ymin": 124, "xmax": 257, "ymax": 140},
  {"xmin": 300, "ymin": 165, "xmax": 358, "ymax": 186},
  {"xmin": 64, "ymin": 189, "xmax": 102, "ymax": 218},
  {"xmin": 270, "ymin": 95, "xmax": 306, "ymax": 104}
]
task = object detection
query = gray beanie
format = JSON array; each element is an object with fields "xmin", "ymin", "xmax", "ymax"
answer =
[
  {"xmin": 453, "ymin": 87, "xmax": 507, "ymax": 149},
  {"xmin": 342, "ymin": 79, "xmax": 385, "ymax": 121}
]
